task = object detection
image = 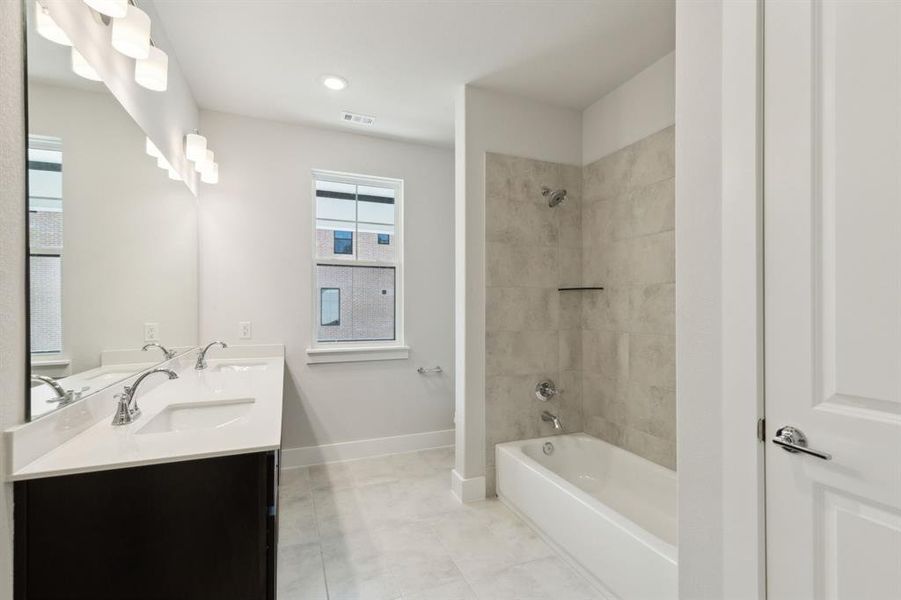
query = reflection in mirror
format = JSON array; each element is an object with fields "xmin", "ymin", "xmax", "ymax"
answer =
[{"xmin": 26, "ymin": 4, "xmax": 198, "ymax": 420}]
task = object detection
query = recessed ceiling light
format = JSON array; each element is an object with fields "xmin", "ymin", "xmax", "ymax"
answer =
[{"xmin": 321, "ymin": 75, "xmax": 348, "ymax": 91}]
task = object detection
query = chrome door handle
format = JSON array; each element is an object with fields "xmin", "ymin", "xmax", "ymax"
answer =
[{"xmin": 772, "ymin": 426, "xmax": 832, "ymax": 460}]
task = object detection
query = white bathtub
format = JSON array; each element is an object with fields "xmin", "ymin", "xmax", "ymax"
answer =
[{"xmin": 496, "ymin": 433, "xmax": 677, "ymax": 600}]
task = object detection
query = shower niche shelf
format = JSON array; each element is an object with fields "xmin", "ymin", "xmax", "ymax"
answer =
[{"xmin": 557, "ymin": 286, "xmax": 604, "ymax": 291}]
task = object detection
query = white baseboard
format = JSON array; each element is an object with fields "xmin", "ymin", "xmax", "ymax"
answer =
[
  {"xmin": 451, "ymin": 468, "xmax": 486, "ymax": 503},
  {"xmin": 281, "ymin": 428, "xmax": 454, "ymax": 467}
]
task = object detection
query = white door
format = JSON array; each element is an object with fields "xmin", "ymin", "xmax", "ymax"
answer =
[{"xmin": 765, "ymin": 1, "xmax": 901, "ymax": 598}]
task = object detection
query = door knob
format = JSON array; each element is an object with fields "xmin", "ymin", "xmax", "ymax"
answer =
[{"xmin": 772, "ymin": 426, "xmax": 832, "ymax": 460}]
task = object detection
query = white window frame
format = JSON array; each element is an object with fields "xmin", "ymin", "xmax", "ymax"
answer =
[
  {"xmin": 306, "ymin": 169, "xmax": 407, "ymax": 364},
  {"xmin": 28, "ymin": 135, "xmax": 66, "ymax": 360}
]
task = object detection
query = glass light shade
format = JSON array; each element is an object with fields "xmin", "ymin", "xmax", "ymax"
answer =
[
  {"xmin": 168, "ymin": 167, "xmax": 182, "ymax": 181},
  {"xmin": 156, "ymin": 155, "xmax": 170, "ymax": 170},
  {"xmin": 135, "ymin": 46, "xmax": 168, "ymax": 92},
  {"xmin": 145, "ymin": 137, "xmax": 161, "ymax": 158},
  {"xmin": 185, "ymin": 133, "xmax": 207, "ymax": 162},
  {"xmin": 83, "ymin": 0, "xmax": 127, "ymax": 18},
  {"xmin": 201, "ymin": 162, "xmax": 219, "ymax": 184},
  {"xmin": 194, "ymin": 149, "xmax": 214, "ymax": 173},
  {"xmin": 71, "ymin": 48, "xmax": 101, "ymax": 81},
  {"xmin": 111, "ymin": 4, "xmax": 151, "ymax": 59},
  {"xmin": 35, "ymin": 2, "xmax": 72, "ymax": 46}
]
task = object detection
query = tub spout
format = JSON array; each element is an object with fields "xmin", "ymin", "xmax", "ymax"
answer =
[{"xmin": 541, "ymin": 410, "xmax": 563, "ymax": 432}]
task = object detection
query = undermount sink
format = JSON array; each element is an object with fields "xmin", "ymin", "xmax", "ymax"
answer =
[
  {"xmin": 84, "ymin": 371, "xmax": 136, "ymax": 383},
  {"xmin": 136, "ymin": 398, "xmax": 255, "ymax": 435},
  {"xmin": 208, "ymin": 362, "xmax": 268, "ymax": 373}
]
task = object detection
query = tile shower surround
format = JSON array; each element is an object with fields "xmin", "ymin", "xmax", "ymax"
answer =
[
  {"xmin": 484, "ymin": 126, "xmax": 675, "ymax": 493},
  {"xmin": 484, "ymin": 153, "xmax": 583, "ymax": 496}
]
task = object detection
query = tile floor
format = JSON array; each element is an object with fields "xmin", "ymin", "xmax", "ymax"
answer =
[{"xmin": 277, "ymin": 447, "xmax": 603, "ymax": 600}]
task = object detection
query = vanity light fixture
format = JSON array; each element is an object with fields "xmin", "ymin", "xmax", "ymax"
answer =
[
  {"xmin": 83, "ymin": 0, "xmax": 127, "ymax": 19},
  {"xmin": 145, "ymin": 137, "xmax": 161, "ymax": 158},
  {"xmin": 111, "ymin": 3, "xmax": 151, "ymax": 59},
  {"xmin": 321, "ymin": 75, "xmax": 348, "ymax": 91},
  {"xmin": 71, "ymin": 48, "xmax": 102, "ymax": 81},
  {"xmin": 135, "ymin": 45, "xmax": 168, "ymax": 91},
  {"xmin": 201, "ymin": 162, "xmax": 219, "ymax": 185},
  {"xmin": 35, "ymin": 1, "xmax": 72, "ymax": 46},
  {"xmin": 185, "ymin": 132, "xmax": 207, "ymax": 162},
  {"xmin": 194, "ymin": 149, "xmax": 214, "ymax": 174}
]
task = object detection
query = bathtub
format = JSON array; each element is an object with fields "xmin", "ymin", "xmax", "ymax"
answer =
[{"xmin": 496, "ymin": 433, "xmax": 677, "ymax": 600}]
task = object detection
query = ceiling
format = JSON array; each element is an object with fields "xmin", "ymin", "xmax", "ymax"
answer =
[{"xmin": 153, "ymin": 0, "xmax": 675, "ymax": 147}]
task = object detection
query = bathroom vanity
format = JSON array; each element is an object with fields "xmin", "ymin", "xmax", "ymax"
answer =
[
  {"xmin": 10, "ymin": 8, "xmax": 290, "ymax": 598},
  {"xmin": 15, "ymin": 452, "xmax": 277, "ymax": 599},
  {"xmin": 6, "ymin": 347, "xmax": 285, "ymax": 600}
]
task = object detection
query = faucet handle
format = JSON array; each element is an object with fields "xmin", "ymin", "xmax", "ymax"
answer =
[
  {"xmin": 46, "ymin": 386, "xmax": 90, "ymax": 405},
  {"xmin": 111, "ymin": 393, "xmax": 133, "ymax": 426},
  {"xmin": 535, "ymin": 380, "xmax": 559, "ymax": 402}
]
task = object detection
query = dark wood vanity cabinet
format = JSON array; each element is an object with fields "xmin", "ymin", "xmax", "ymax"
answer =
[{"xmin": 14, "ymin": 451, "xmax": 279, "ymax": 600}]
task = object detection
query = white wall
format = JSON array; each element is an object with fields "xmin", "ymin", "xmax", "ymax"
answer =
[
  {"xmin": 454, "ymin": 85, "xmax": 581, "ymax": 498},
  {"xmin": 0, "ymin": 2, "xmax": 26, "ymax": 597},
  {"xmin": 676, "ymin": 1, "xmax": 764, "ymax": 598},
  {"xmin": 29, "ymin": 83, "xmax": 198, "ymax": 375},
  {"xmin": 198, "ymin": 110, "xmax": 455, "ymax": 451},
  {"xmin": 582, "ymin": 51, "xmax": 675, "ymax": 165}
]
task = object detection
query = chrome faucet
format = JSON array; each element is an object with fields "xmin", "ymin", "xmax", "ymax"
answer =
[
  {"xmin": 541, "ymin": 410, "xmax": 563, "ymax": 432},
  {"xmin": 195, "ymin": 341, "xmax": 228, "ymax": 370},
  {"xmin": 111, "ymin": 368, "xmax": 178, "ymax": 426},
  {"xmin": 142, "ymin": 342, "xmax": 176, "ymax": 360},
  {"xmin": 31, "ymin": 374, "xmax": 86, "ymax": 406}
]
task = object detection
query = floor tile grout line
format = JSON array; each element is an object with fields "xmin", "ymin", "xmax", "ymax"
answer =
[
  {"xmin": 283, "ymin": 449, "xmax": 583, "ymax": 600},
  {"xmin": 305, "ymin": 470, "xmax": 332, "ymax": 600},
  {"xmin": 432, "ymin": 520, "xmax": 484, "ymax": 600}
]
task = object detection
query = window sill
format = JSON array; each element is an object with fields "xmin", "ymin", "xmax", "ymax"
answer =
[
  {"xmin": 305, "ymin": 345, "xmax": 410, "ymax": 364},
  {"xmin": 31, "ymin": 356, "xmax": 70, "ymax": 367}
]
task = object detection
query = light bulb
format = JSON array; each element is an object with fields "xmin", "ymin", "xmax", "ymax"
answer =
[
  {"xmin": 83, "ymin": 0, "xmax": 127, "ymax": 18},
  {"xmin": 135, "ymin": 45, "xmax": 168, "ymax": 92},
  {"xmin": 35, "ymin": 1, "xmax": 72, "ymax": 46},
  {"xmin": 321, "ymin": 75, "xmax": 348, "ymax": 91},
  {"xmin": 111, "ymin": 3, "xmax": 151, "ymax": 59},
  {"xmin": 185, "ymin": 133, "xmax": 207, "ymax": 162},
  {"xmin": 194, "ymin": 149, "xmax": 214, "ymax": 173},
  {"xmin": 201, "ymin": 162, "xmax": 219, "ymax": 184},
  {"xmin": 145, "ymin": 137, "xmax": 161, "ymax": 158},
  {"xmin": 71, "ymin": 48, "xmax": 101, "ymax": 81}
]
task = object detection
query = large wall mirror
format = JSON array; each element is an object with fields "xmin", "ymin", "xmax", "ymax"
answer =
[{"xmin": 26, "ymin": 3, "xmax": 198, "ymax": 420}]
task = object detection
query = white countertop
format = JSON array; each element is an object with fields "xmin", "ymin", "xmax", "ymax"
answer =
[
  {"xmin": 30, "ymin": 361, "xmax": 158, "ymax": 419},
  {"xmin": 6, "ymin": 346, "xmax": 284, "ymax": 481}
]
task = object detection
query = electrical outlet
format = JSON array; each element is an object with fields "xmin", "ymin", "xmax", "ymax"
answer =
[
  {"xmin": 239, "ymin": 321, "xmax": 252, "ymax": 340},
  {"xmin": 144, "ymin": 322, "xmax": 159, "ymax": 342}
]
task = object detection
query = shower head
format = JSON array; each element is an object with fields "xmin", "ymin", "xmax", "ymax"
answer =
[{"xmin": 541, "ymin": 186, "xmax": 567, "ymax": 207}]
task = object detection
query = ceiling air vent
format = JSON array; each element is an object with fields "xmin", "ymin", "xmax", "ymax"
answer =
[{"xmin": 341, "ymin": 111, "xmax": 376, "ymax": 126}]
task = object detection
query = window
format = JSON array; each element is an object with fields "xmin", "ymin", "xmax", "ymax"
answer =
[
  {"xmin": 310, "ymin": 171, "xmax": 405, "ymax": 361},
  {"xmin": 28, "ymin": 136, "xmax": 63, "ymax": 355},
  {"xmin": 320, "ymin": 288, "xmax": 341, "ymax": 326},
  {"xmin": 333, "ymin": 230, "xmax": 353, "ymax": 255}
]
